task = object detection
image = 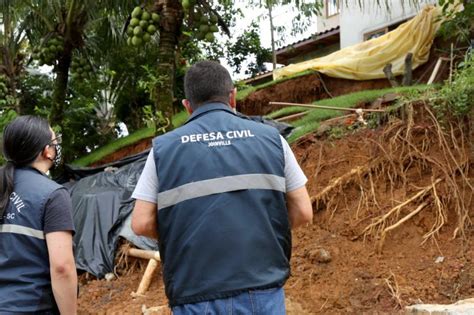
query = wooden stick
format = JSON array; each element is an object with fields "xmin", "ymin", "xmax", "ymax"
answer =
[
  {"xmin": 449, "ymin": 43, "xmax": 454, "ymax": 84},
  {"xmin": 128, "ymin": 248, "xmax": 161, "ymax": 261},
  {"xmin": 275, "ymin": 111, "xmax": 310, "ymax": 122},
  {"xmin": 428, "ymin": 58, "xmax": 444, "ymax": 84},
  {"xmin": 269, "ymin": 101, "xmax": 386, "ymax": 113},
  {"xmin": 134, "ymin": 258, "xmax": 159, "ymax": 296}
]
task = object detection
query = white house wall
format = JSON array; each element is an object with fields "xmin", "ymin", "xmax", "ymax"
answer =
[{"xmin": 339, "ymin": 0, "xmax": 437, "ymax": 48}]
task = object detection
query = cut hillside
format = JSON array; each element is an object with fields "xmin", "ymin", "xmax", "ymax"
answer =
[
  {"xmin": 77, "ymin": 98, "xmax": 473, "ymax": 314},
  {"xmin": 75, "ymin": 38, "xmax": 470, "ymax": 315},
  {"xmin": 237, "ymin": 42, "xmax": 450, "ymax": 116},
  {"xmin": 72, "ymin": 39, "xmax": 451, "ymax": 167}
]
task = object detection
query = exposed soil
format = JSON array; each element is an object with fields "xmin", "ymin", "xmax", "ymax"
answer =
[
  {"xmin": 91, "ymin": 137, "xmax": 153, "ymax": 167},
  {"xmin": 78, "ymin": 103, "xmax": 473, "ymax": 314},
  {"xmin": 77, "ymin": 37, "xmax": 470, "ymax": 313},
  {"xmin": 237, "ymin": 42, "xmax": 450, "ymax": 116}
]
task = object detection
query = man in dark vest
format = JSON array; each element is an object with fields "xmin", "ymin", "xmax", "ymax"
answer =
[{"xmin": 132, "ymin": 60, "xmax": 312, "ymax": 314}]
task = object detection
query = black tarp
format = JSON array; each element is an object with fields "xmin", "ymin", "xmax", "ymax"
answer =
[
  {"xmin": 70, "ymin": 156, "xmax": 158, "ymax": 278},
  {"xmin": 68, "ymin": 115, "xmax": 293, "ymax": 278}
]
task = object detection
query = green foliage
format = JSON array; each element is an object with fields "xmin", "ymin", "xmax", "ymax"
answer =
[
  {"xmin": 0, "ymin": 109, "xmax": 18, "ymax": 166},
  {"xmin": 432, "ymin": 54, "xmax": 474, "ymax": 120},
  {"xmin": 227, "ymin": 22, "xmax": 271, "ymax": 76},
  {"xmin": 72, "ymin": 126, "xmax": 155, "ymax": 167},
  {"xmin": 72, "ymin": 110, "xmax": 189, "ymax": 167},
  {"xmin": 437, "ymin": 0, "xmax": 474, "ymax": 45},
  {"xmin": 138, "ymin": 65, "xmax": 168, "ymax": 103},
  {"xmin": 278, "ymin": 85, "xmax": 433, "ymax": 143}
]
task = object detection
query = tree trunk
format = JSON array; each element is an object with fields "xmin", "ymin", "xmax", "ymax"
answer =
[
  {"xmin": 154, "ymin": 0, "xmax": 182, "ymax": 134},
  {"xmin": 50, "ymin": 46, "xmax": 72, "ymax": 129}
]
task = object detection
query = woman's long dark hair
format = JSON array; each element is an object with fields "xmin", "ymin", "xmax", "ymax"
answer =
[{"xmin": 0, "ymin": 116, "xmax": 52, "ymax": 215}]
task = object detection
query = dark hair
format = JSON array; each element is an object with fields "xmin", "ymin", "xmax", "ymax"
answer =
[
  {"xmin": 0, "ymin": 116, "xmax": 52, "ymax": 215},
  {"xmin": 184, "ymin": 60, "xmax": 234, "ymax": 110}
]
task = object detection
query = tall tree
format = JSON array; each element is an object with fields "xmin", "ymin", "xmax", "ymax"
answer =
[
  {"xmin": 22, "ymin": 0, "xmax": 133, "ymax": 129},
  {"xmin": 124, "ymin": 0, "xmax": 323, "ymax": 132},
  {"xmin": 0, "ymin": 0, "xmax": 30, "ymax": 114}
]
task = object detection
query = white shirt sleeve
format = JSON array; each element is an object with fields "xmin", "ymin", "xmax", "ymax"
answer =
[
  {"xmin": 132, "ymin": 150, "xmax": 159, "ymax": 204},
  {"xmin": 280, "ymin": 135, "xmax": 308, "ymax": 192}
]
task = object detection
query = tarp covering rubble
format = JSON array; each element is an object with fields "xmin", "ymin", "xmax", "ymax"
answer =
[
  {"xmin": 274, "ymin": 5, "xmax": 443, "ymax": 81},
  {"xmin": 68, "ymin": 116, "xmax": 293, "ymax": 278},
  {"xmin": 70, "ymin": 151, "xmax": 158, "ymax": 278}
]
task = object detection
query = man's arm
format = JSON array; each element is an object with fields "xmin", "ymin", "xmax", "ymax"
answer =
[
  {"xmin": 286, "ymin": 186, "xmax": 313, "ymax": 229},
  {"xmin": 45, "ymin": 231, "xmax": 77, "ymax": 315},
  {"xmin": 132, "ymin": 199, "xmax": 158, "ymax": 239}
]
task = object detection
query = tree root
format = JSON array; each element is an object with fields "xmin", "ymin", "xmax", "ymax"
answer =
[{"xmin": 311, "ymin": 159, "xmax": 383, "ymax": 211}]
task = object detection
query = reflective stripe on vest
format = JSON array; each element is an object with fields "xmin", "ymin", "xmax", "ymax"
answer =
[
  {"xmin": 0, "ymin": 167, "xmax": 61, "ymax": 313},
  {"xmin": 157, "ymin": 173, "xmax": 286, "ymax": 210},
  {"xmin": 153, "ymin": 103, "xmax": 291, "ymax": 306},
  {"xmin": 0, "ymin": 224, "xmax": 45, "ymax": 240}
]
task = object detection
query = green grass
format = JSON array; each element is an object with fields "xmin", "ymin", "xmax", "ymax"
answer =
[
  {"xmin": 274, "ymin": 84, "xmax": 433, "ymax": 143},
  {"xmin": 72, "ymin": 110, "xmax": 189, "ymax": 167},
  {"xmin": 72, "ymin": 83, "xmax": 433, "ymax": 166}
]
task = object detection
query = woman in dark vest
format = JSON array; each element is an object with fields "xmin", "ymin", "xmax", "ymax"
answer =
[{"xmin": 0, "ymin": 116, "xmax": 77, "ymax": 314}]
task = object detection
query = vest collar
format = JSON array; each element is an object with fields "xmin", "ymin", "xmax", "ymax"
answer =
[
  {"xmin": 185, "ymin": 102, "xmax": 236, "ymax": 125},
  {"xmin": 18, "ymin": 166, "xmax": 48, "ymax": 177}
]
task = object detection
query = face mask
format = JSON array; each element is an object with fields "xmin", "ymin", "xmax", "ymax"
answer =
[
  {"xmin": 48, "ymin": 143, "xmax": 62, "ymax": 168},
  {"xmin": 52, "ymin": 144, "xmax": 62, "ymax": 167}
]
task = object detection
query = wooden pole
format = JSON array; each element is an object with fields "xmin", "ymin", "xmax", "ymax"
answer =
[
  {"xmin": 275, "ymin": 111, "xmax": 310, "ymax": 122},
  {"xmin": 133, "ymin": 258, "xmax": 159, "ymax": 296},
  {"xmin": 449, "ymin": 43, "xmax": 454, "ymax": 84},
  {"xmin": 428, "ymin": 58, "xmax": 444, "ymax": 84},
  {"xmin": 127, "ymin": 248, "xmax": 161, "ymax": 261},
  {"xmin": 269, "ymin": 101, "xmax": 386, "ymax": 113}
]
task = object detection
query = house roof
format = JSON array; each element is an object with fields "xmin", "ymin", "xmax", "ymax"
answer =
[
  {"xmin": 240, "ymin": 26, "xmax": 341, "ymax": 85},
  {"xmin": 276, "ymin": 26, "xmax": 340, "ymax": 65}
]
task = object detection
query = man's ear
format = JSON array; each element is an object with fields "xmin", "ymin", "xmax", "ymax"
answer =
[
  {"xmin": 229, "ymin": 88, "xmax": 237, "ymax": 110},
  {"xmin": 182, "ymin": 99, "xmax": 193, "ymax": 115}
]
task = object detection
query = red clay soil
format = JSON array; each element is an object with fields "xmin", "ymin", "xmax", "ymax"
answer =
[
  {"xmin": 91, "ymin": 137, "xmax": 153, "ymax": 167},
  {"xmin": 237, "ymin": 43, "xmax": 450, "ymax": 116},
  {"xmin": 78, "ymin": 110, "xmax": 473, "ymax": 314},
  {"xmin": 78, "ymin": 41, "xmax": 466, "ymax": 314}
]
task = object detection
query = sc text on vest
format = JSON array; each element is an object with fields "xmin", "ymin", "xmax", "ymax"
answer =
[{"xmin": 181, "ymin": 130, "xmax": 255, "ymax": 147}]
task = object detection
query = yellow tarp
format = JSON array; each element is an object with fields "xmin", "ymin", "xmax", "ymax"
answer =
[{"xmin": 273, "ymin": 5, "xmax": 442, "ymax": 81}]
